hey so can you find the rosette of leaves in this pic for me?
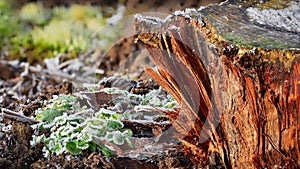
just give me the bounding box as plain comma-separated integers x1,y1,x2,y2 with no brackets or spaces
31,113,94,158
32,102,132,157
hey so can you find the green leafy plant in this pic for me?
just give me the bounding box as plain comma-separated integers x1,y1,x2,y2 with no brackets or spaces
52,4,102,21
100,87,179,121
35,94,79,122
31,84,177,158
31,95,132,158
81,108,133,147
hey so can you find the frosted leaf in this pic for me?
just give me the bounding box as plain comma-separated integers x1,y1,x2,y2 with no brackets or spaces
113,130,125,145
163,100,178,109
60,123,77,136
87,118,107,127
69,121,81,126
47,139,55,150
149,97,161,107
105,132,114,142
30,134,45,146
55,117,67,126
122,129,133,137
96,108,116,118
43,146,50,158
78,132,93,142
44,122,56,130
82,127,99,136
101,87,126,95
107,119,124,131
76,141,90,150
54,142,64,154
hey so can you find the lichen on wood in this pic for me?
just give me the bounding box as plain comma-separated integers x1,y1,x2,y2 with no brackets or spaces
135,0,299,168
200,0,300,49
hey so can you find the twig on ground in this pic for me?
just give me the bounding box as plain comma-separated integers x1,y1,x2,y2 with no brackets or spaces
1,108,40,124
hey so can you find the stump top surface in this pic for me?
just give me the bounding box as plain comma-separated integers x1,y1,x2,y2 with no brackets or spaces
135,0,300,50
199,0,300,49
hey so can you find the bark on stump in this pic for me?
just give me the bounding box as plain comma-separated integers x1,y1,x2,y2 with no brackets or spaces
135,1,299,168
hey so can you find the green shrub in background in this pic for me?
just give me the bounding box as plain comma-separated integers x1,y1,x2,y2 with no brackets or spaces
31,20,82,53
19,2,50,25
27,4,107,57
52,4,103,21
0,1,19,47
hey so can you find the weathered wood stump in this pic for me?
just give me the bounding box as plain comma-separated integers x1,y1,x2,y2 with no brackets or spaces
135,1,299,168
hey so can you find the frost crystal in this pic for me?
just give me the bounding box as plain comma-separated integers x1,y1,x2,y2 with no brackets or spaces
174,8,199,19
167,25,180,31
134,13,172,24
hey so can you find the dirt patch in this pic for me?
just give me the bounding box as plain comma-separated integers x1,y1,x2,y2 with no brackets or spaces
0,122,35,169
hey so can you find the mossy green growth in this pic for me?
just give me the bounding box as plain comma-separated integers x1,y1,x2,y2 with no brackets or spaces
255,0,292,9
221,32,288,49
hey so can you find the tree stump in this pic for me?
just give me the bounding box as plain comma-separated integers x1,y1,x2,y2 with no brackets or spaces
135,1,299,168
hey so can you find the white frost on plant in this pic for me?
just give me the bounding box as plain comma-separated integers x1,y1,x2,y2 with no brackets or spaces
101,87,128,95
98,108,116,116
30,134,45,147
113,130,125,145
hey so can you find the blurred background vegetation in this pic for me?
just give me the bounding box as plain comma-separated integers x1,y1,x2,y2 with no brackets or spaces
0,0,124,64
0,0,222,65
